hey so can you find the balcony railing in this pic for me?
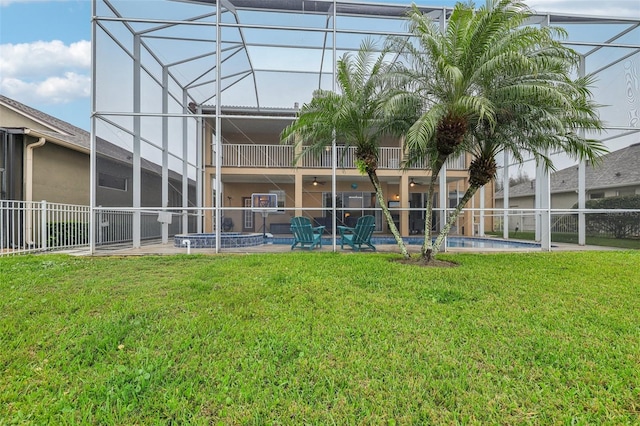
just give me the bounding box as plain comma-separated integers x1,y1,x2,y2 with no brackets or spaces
219,144,467,170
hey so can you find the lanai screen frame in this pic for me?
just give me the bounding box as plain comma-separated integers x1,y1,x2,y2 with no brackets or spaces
90,0,640,253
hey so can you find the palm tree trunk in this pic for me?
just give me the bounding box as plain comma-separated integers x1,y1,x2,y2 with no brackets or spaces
421,155,447,261
368,170,410,259
431,183,480,257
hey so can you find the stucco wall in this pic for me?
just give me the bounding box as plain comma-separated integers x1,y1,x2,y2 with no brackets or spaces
96,156,194,208
32,142,89,204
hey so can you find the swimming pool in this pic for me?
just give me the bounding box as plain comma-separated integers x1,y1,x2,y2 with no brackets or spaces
394,236,540,249
269,236,541,249
175,233,541,250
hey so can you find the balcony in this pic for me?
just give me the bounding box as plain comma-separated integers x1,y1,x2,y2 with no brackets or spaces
219,144,466,170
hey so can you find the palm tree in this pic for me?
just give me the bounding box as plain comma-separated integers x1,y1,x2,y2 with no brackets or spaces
281,39,418,259
389,0,601,261
431,73,606,256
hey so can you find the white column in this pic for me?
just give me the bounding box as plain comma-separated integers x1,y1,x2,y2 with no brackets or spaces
331,0,337,251
535,161,543,242
535,15,551,247
214,0,222,252
89,0,97,254
132,34,141,248
182,90,189,234
577,56,587,246
539,153,551,251
197,109,204,235
161,66,169,244
439,163,447,251
479,185,485,236
578,160,586,245
502,150,510,239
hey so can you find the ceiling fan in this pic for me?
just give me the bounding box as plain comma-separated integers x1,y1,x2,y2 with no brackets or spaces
311,177,326,186
409,178,423,187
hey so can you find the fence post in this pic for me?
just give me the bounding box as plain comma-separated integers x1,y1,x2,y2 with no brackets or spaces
41,200,48,251
97,206,103,245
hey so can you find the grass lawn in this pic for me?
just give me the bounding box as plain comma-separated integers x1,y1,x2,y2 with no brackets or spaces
1,251,639,424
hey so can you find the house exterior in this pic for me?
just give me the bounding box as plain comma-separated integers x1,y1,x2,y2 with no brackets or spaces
1,95,196,208
199,105,494,237
1,95,92,205
1,95,197,249
495,143,640,230
1,94,493,242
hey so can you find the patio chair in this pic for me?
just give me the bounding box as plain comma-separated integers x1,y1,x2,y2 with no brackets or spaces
290,216,325,250
222,217,234,232
338,215,376,251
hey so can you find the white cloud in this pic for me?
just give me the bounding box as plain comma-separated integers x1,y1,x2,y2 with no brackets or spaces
0,40,90,78
1,72,90,104
0,39,90,104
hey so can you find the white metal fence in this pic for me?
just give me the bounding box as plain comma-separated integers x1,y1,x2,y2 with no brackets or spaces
490,209,640,239
0,202,201,256
1,200,90,256
95,208,195,246
3,202,637,256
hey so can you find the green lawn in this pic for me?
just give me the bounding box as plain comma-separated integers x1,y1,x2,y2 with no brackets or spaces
1,252,639,424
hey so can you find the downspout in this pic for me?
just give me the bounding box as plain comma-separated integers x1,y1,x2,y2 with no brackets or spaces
25,137,46,245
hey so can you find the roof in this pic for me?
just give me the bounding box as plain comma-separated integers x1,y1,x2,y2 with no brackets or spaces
0,94,90,151
496,143,640,199
0,95,192,182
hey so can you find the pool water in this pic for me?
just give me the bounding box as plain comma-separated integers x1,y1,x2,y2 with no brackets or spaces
269,236,541,249
378,236,540,249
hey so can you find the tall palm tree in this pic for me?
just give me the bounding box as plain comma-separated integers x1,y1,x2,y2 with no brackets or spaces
388,0,600,261
281,39,418,259
431,73,606,257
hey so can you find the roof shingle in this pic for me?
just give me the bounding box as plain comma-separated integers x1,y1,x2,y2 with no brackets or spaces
496,143,640,198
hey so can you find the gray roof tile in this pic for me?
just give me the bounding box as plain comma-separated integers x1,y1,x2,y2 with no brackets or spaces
496,143,640,198
0,94,89,142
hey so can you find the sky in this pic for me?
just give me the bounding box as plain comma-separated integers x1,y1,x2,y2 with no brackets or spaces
1,0,639,133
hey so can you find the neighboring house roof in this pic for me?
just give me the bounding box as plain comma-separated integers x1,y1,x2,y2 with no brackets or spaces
0,94,90,152
0,94,87,137
496,142,640,199
0,95,192,182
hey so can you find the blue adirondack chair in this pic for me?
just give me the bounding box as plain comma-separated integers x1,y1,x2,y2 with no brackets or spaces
290,216,325,250
338,215,376,251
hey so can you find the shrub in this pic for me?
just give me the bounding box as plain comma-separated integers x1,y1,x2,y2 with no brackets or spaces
47,221,89,247
573,195,640,239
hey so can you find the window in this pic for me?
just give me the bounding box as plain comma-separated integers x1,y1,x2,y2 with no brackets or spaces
590,192,604,200
98,173,127,191
323,191,380,231
617,189,635,197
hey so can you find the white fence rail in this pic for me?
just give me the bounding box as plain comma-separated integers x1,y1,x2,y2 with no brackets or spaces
5,202,635,256
222,144,294,168
1,200,90,256
490,209,639,239
220,144,467,170
95,209,194,246
0,202,201,256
